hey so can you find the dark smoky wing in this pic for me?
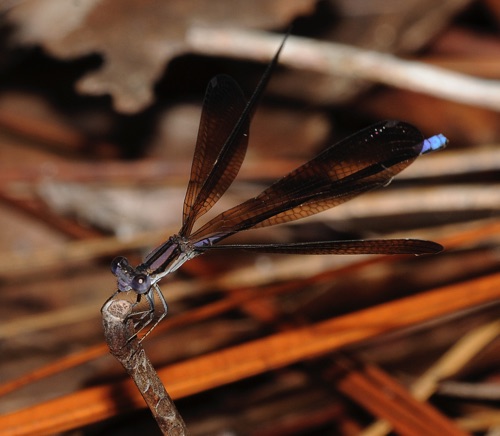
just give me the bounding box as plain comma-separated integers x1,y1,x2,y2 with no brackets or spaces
191,121,426,243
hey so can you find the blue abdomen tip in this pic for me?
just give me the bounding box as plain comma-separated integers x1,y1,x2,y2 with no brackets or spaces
421,134,448,154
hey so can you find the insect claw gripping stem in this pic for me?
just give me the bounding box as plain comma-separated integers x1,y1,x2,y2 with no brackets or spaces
118,284,170,344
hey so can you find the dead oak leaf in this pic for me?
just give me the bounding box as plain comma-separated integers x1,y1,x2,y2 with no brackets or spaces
5,0,316,113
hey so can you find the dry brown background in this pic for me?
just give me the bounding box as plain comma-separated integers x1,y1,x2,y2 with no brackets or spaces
0,0,499,435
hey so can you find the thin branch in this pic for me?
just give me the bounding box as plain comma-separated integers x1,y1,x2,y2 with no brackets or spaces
439,381,500,400
101,298,188,435
187,27,500,111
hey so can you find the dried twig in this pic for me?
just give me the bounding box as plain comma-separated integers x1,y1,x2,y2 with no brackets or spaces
439,381,500,401
187,27,500,111
361,320,500,436
336,359,469,436
101,298,188,435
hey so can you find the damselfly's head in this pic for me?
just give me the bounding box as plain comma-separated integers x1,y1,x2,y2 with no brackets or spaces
111,256,151,295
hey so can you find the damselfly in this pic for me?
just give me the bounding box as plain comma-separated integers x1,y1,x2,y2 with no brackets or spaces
110,35,447,341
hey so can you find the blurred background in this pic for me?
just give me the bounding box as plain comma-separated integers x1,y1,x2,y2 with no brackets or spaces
0,1,499,435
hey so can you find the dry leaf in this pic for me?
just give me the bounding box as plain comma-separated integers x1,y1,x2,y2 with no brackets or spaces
5,0,316,113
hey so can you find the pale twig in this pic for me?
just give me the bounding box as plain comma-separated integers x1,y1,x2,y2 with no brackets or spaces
438,381,500,400
187,27,500,111
101,298,188,435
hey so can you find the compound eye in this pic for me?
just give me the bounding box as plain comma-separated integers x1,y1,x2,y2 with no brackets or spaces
111,256,128,275
131,273,151,294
